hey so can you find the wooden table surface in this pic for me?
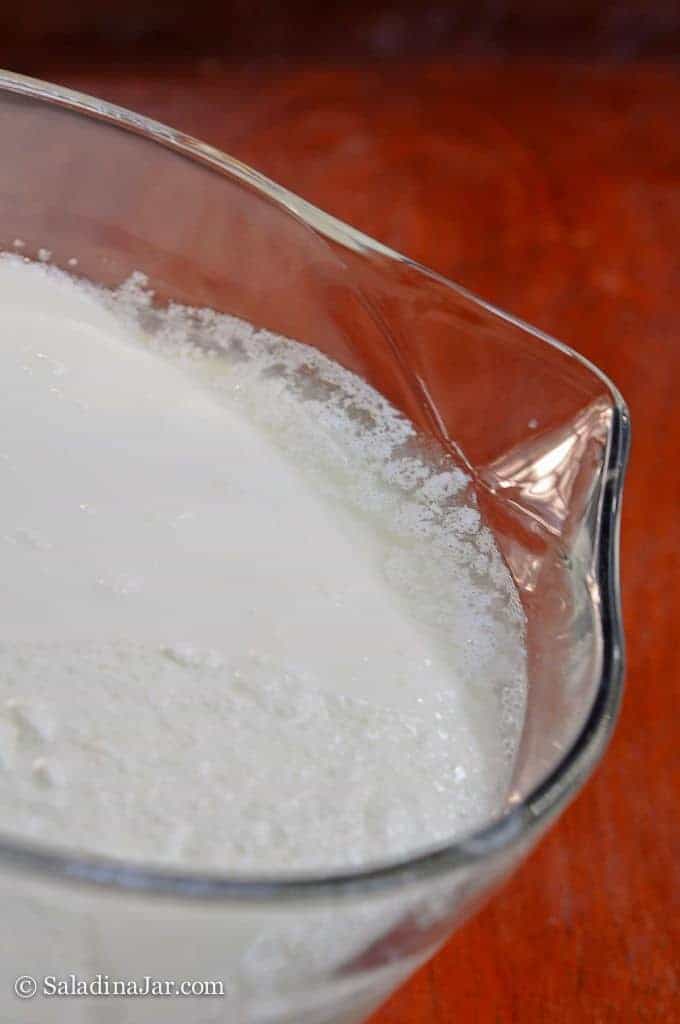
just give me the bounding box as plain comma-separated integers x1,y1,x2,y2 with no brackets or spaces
37,59,680,1022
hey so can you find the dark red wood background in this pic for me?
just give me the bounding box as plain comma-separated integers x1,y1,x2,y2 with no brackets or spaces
3,2,680,61
14,59,680,1021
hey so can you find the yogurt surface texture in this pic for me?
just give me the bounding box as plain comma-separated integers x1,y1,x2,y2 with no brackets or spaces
0,254,526,873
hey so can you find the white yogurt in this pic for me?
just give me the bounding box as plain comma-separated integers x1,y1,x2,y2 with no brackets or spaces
0,254,526,873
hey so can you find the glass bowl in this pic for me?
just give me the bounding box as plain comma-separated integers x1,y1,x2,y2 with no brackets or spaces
0,70,629,1024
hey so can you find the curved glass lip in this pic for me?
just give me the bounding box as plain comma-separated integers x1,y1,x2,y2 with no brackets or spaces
0,69,630,903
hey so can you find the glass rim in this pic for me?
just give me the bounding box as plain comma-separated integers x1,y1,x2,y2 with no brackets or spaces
0,68,630,903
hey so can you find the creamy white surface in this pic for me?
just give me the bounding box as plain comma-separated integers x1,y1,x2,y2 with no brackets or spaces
0,255,526,872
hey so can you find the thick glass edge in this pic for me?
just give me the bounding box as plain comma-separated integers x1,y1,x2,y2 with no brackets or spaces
0,69,630,902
